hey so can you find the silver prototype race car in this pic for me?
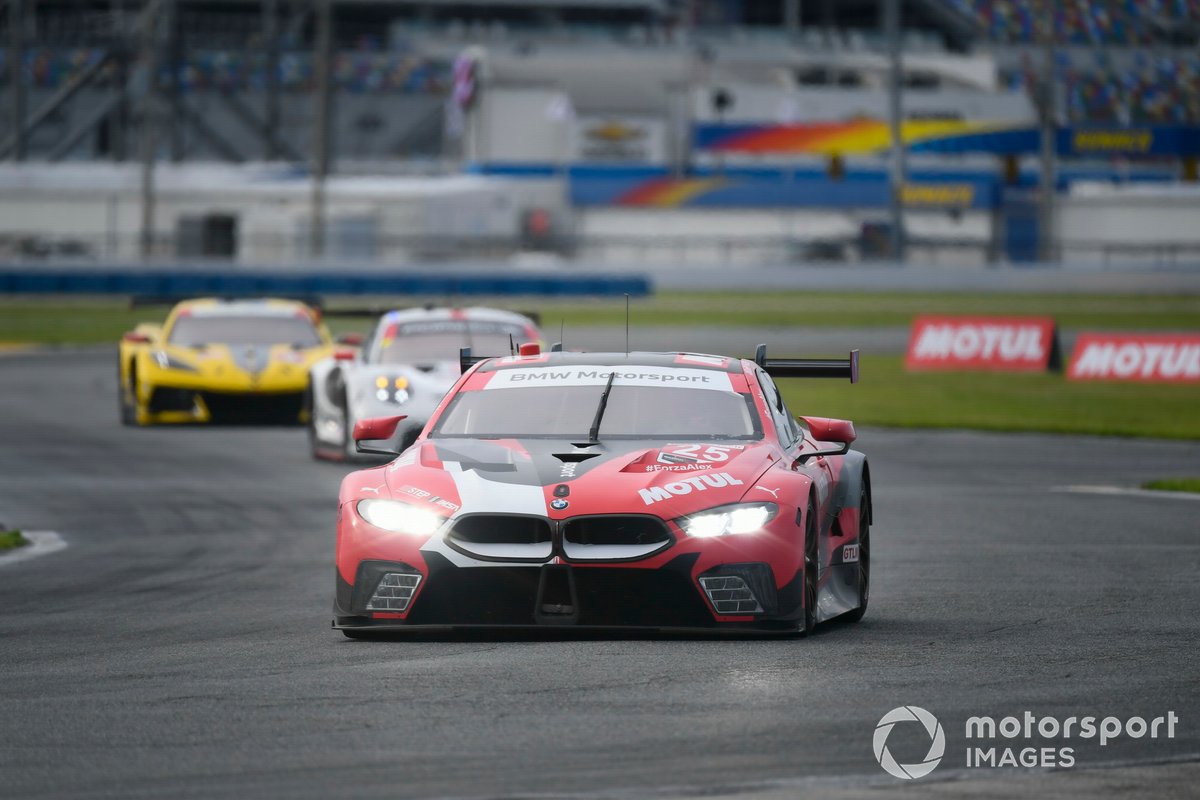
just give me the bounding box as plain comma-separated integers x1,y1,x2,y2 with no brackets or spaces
307,306,543,460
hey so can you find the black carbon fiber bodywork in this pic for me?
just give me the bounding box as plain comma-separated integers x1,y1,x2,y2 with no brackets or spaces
334,553,805,632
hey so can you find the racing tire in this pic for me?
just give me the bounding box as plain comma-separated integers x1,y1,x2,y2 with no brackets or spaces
843,488,871,624
305,387,324,460
119,360,137,426
802,500,819,636
307,388,355,462
340,390,356,460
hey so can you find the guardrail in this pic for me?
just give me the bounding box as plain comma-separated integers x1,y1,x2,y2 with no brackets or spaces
0,264,653,297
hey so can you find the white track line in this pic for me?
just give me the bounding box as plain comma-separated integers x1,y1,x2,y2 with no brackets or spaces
0,530,67,567
1052,486,1200,502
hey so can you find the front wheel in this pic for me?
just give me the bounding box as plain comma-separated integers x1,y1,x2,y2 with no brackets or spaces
118,360,137,426
339,391,356,460
802,500,818,636
305,387,325,460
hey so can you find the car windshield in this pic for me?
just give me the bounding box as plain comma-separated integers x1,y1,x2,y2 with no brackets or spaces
168,315,322,347
433,384,761,440
374,320,530,365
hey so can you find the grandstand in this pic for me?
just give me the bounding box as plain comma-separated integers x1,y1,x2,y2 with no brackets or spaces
946,0,1200,45
2,0,1199,266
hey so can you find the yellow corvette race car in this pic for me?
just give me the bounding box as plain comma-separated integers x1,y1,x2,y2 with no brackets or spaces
118,298,336,425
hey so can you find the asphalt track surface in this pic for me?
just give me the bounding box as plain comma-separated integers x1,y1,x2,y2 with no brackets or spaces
1,348,1199,800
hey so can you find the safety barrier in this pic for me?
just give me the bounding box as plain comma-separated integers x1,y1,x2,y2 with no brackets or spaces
0,265,652,297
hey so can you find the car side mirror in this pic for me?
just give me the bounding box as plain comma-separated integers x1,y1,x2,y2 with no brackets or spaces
337,332,364,346
796,416,856,461
802,416,856,444
353,415,407,456
122,332,151,344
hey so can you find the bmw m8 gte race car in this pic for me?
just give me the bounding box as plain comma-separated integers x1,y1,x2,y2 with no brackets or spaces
118,298,334,425
307,307,542,460
333,344,871,636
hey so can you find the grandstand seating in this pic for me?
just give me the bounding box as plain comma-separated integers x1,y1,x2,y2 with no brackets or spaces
944,0,1199,45
2,1,1197,131
0,47,449,94
1002,51,1200,122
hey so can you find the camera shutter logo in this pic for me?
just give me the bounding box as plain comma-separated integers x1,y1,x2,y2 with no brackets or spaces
873,706,946,779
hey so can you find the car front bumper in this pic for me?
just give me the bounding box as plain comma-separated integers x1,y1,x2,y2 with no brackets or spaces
141,385,308,424
333,551,806,632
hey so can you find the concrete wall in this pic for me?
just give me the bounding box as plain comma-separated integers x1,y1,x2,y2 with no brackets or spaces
0,164,564,263
575,207,993,266
1057,183,1200,265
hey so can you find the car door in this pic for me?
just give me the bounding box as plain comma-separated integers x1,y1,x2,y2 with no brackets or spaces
755,370,836,567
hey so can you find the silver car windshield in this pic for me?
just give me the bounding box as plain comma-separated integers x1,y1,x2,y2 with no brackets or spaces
167,315,322,347
432,385,761,440
374,321,529,364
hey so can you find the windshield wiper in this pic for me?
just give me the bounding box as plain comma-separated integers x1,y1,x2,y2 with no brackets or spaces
587,370,617,444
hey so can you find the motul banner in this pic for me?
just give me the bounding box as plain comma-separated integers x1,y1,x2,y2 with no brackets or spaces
1068,333,1200,382
905,316,1060,372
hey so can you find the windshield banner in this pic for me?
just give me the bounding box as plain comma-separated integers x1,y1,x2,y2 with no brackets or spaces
484,365,735,391
905,316,1060,373
1067,333,1200,382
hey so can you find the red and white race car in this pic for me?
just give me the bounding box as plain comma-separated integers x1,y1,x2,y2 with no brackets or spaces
333,345,871,636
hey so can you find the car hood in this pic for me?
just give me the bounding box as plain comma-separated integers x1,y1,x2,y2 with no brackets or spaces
159,342,326,377
382,437,782,519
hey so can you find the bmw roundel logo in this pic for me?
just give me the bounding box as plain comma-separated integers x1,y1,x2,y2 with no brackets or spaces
550,498,569,510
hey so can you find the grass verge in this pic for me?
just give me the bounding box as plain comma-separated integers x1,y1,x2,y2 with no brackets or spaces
1141,478,1200,493
0,530,29,551
0,291,1198,344
541,291,1200,330
779,355,1200,440
1,295,1197,440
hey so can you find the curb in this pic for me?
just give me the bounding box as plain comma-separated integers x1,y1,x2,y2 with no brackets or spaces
0,530,67,567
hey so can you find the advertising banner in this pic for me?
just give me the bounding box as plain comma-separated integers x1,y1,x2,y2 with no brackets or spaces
1067,333,1200,382
906,316,1060,372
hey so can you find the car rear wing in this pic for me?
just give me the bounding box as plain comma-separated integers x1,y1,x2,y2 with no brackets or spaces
321,306,542,325
754,344,859,383
316,306,394,318
460,347,488,374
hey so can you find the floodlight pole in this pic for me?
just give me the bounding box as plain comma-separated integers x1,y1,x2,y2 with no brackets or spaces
311,0,333,259
885,0,906,262
1037,0,1057,262
264,0,281,160
312,0,336,260
784,0,801,37
165,0,183,161
8,0,27,161
139,0,163,260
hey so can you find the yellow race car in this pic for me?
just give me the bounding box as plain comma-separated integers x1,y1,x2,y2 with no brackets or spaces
118,298,337,425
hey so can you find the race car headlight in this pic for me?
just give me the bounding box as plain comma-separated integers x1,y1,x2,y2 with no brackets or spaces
679,502,778,538
154,350,198,372
356,499,443,536
374,376,411,405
